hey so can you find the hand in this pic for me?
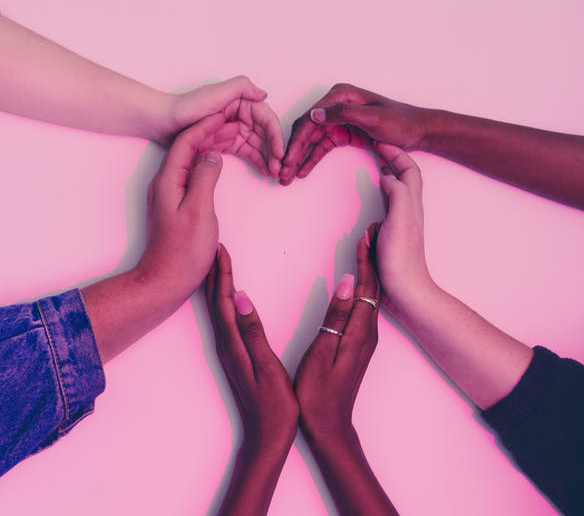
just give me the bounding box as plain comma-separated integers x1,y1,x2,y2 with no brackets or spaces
158,75,284,178
294,226,380,441
375,144,434,313
206,245,299,451
136,113,237,298
280,83,430,185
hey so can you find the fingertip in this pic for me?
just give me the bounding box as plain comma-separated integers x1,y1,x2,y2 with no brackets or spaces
310,108,326,124
296,167,310,179
269,157,282,176
335,273,355,300
234,290,254,316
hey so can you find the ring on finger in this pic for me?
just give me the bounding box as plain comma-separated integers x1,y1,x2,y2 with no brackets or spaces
318,325,343,337
355,297,378,310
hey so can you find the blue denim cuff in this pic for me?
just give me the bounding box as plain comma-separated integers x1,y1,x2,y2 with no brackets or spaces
36,289,105,436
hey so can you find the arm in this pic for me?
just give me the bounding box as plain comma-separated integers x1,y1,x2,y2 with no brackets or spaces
281,83,584,210
0,15,168,141
294,229,398,515
0,15,283,174
205,246,298,516
82,114,237,363
421,110,584,210
374,142,533,410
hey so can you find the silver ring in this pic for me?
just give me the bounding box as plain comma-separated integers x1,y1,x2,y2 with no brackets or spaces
318,326,343,337
356,297,378,310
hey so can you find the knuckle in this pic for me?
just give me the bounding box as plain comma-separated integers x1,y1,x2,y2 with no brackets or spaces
360,275,378,292
327,305,350,327
367,109,382,127
242,320,264,340
332,103,347,119
331,82,352,93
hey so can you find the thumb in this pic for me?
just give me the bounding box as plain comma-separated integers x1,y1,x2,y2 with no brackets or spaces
379,166,406,216
214,75,267,105
310,102,376,129
182,151,223,211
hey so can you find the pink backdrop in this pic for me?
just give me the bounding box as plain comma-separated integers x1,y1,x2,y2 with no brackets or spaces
1,1,583,514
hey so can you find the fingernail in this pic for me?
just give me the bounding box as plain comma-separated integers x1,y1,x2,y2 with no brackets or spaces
234,290,253,316
335,274,355,300
310,108,326,123
200,151,221,165
365,229,371,248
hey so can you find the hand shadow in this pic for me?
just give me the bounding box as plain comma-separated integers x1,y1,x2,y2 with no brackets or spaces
189,289,242,516
279,165,385,515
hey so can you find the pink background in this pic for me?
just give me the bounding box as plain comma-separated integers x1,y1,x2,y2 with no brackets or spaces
1,1,583,514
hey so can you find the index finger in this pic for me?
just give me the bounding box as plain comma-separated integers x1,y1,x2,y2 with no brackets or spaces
280,113,322,184
337,227,381,366
280,86,348,184
161,113,227,175
212,245,255,383
281,84,373,185
250,101,285,177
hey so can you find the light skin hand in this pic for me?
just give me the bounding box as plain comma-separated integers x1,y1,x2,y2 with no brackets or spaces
374,146,533,409
375,143,433,312
160,76,285,177
206,245,298,516
82,114,236,363
0,17,283,177
280,83,428,185
294,227,398,516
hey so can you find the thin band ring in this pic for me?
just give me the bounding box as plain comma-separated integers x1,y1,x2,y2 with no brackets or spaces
318,325,343,337
355,297,378,310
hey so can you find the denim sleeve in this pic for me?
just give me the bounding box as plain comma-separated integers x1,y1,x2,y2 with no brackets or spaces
481,346,584,515
0,289,105,476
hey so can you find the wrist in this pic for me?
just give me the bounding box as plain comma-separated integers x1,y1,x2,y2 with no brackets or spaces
301,422,362,459
416,108,452,152
131,260,200,305
382,275,440,320
143,90,176,145
300,417,357,448
241,430,295,462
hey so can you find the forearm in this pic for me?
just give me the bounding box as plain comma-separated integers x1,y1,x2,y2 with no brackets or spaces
218,440,292,516
80,268,194,363
304,428,398,516
0,16,172,141
419,109,584,209
391,281,533,410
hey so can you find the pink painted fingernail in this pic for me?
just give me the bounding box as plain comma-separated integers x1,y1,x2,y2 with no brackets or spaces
311,108,326,123
234,290,253,316
365,229,371,248
335,274,355,300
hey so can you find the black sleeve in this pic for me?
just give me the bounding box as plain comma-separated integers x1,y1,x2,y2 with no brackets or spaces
481,346,584,515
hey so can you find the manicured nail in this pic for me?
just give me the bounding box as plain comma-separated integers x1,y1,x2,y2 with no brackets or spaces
335,274,355,300
234,290,254,316
365,229,371,248
311,108,326,123
200,151,221,165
